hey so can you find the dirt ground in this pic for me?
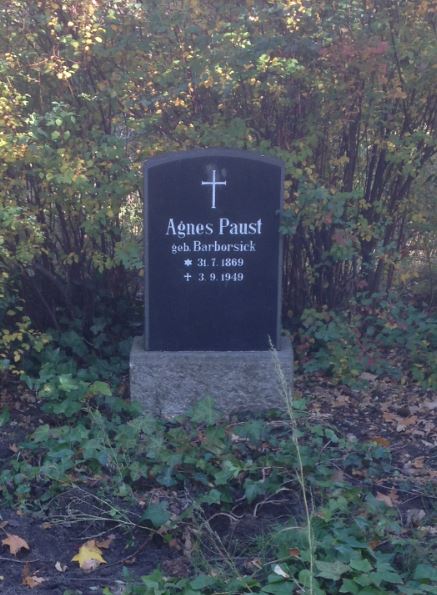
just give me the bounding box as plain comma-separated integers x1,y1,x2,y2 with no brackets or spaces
0,374,435,594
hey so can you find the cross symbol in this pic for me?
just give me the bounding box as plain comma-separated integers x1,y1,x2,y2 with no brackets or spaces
184,273,192,282
201,170,227,209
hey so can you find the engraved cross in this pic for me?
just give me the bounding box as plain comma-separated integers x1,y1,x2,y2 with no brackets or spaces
201,170,227,209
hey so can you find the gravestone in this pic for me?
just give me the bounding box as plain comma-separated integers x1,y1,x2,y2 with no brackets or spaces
130,149,293,416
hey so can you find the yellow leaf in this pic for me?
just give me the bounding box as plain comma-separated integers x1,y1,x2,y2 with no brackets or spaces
2,533,30,556
71,540,106,571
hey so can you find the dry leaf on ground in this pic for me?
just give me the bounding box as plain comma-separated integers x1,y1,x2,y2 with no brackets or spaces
22,574,46,588
371,436,391,447
96,534,115,549
2,533,30,555
21,563,45,589
376,491,398,507
71,539,106,571
288,547,300,558
405,509,426,527
273,564,290,578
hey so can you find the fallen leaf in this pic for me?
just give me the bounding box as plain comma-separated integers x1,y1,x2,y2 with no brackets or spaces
331,469,345,483
96,534,115,549
168,537,181,550
288,547,300,558
2,533,30,556
351,467,367,478
183,527,193,558
332,394,350,407
412,457,425,469
55,561,67,572
418,526,437,536
161,557,191,577
40,522,53,530
400,415,417,426
8,443,18,453
405,509,426,527
71,540,106,571
375,492,393,507
245,557,262,570
372,436,390,447
273,564,290,578
359,372,377,382
383,411,398,423
22,574,46,588
423,399,437,411
376,491,398,507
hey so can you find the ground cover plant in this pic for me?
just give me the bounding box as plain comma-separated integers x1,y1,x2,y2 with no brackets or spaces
0,309,436,593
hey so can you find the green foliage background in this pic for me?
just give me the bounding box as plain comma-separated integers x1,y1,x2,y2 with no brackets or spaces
0,0,436,354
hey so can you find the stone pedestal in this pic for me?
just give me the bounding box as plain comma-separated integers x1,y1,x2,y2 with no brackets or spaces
129,336,293,417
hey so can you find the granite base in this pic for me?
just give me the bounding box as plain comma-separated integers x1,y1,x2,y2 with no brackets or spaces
129,336,293,417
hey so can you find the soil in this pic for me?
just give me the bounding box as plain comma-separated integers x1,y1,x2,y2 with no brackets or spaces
0,374,435,594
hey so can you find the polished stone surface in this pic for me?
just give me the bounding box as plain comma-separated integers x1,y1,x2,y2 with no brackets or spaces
144,149,283,351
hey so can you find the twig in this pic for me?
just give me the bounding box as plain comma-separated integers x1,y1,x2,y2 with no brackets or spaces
0,557,40,563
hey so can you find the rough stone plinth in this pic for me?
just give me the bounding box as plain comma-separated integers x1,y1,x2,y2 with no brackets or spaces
129,336,293,417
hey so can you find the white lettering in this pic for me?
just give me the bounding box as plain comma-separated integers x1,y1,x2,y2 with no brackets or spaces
219,218,262,235
166,219,214,239
193,240,256,252
171,242,191,254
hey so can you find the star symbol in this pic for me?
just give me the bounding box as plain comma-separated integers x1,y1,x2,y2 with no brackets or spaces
184,259,193,266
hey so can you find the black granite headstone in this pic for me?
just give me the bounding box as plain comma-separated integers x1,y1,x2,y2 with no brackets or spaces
144,149,283,351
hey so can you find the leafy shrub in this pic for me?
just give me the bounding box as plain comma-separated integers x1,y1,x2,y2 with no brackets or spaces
298,295,437,388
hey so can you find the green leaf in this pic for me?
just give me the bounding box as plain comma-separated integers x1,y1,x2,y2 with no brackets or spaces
373,562,403,584
189,397,220,425
261,582,295,594
244,478,267,503
58,373,79,392
199,488,221,504
88,381,112,396
214,459,242,485
413,564,437,582
339,578,359,593
349,558,373,573
142,502,170,528
189,575,216,590
0,407,10,427
316,560,349,581
370,570,403,586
